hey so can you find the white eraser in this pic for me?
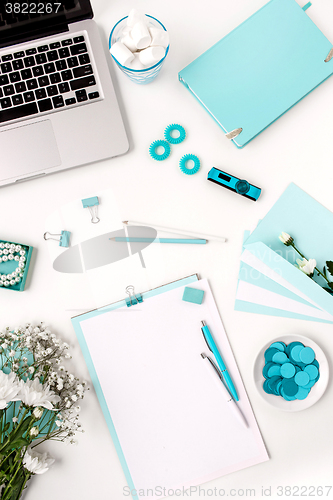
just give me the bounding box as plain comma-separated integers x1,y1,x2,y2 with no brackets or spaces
129,53,145,70
149,27,169,49
127,8,146,28
121,34,137,53
110,41,135,67
131,21,151,49
139,46,165,66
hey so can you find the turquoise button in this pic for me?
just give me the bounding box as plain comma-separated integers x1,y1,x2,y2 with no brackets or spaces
295,387,310,400
303,379,316,389
282,379,298,397
272,352,288,364
290,345,304,363
299,346,315,364
280,362,296,378
294,371,310,386
304,365,318,380
263,380,273,394
267,364,281,377
264,347,279,362
285,341,304,357
270,342,286,352
312,359,319,369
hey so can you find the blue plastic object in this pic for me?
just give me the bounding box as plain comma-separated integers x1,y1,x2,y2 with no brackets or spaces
82,196,99,208
182,287,204,304
149,140,171,161
178,0,333,148
59,231,71,248
207,167,261,201
179,154,200,175
164,124,186,144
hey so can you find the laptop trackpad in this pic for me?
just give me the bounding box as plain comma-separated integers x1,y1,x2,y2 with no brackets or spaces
0,120,61,181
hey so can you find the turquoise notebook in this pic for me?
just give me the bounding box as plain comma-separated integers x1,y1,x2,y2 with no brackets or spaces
178,0,333,148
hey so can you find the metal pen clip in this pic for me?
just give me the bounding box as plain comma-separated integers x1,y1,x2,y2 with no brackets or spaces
201,353,222,380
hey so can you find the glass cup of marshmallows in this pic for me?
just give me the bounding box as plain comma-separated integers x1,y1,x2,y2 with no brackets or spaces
109,9,169,84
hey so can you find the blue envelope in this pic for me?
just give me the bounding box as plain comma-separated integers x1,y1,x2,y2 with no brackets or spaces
235,184,333,322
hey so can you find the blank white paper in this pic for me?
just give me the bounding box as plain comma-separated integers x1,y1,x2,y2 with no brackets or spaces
79,279,268,499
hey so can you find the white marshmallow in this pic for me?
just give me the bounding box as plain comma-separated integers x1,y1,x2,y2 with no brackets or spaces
149,27,169,49
129,53,145,70
127,8,146,28
139,46,165,66
121,33,137,52
121,26,132,35
110,41,135,67
131,21,151,49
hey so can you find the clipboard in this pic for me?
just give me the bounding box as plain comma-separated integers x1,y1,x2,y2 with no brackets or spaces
72,275,268,499
178,0,333,148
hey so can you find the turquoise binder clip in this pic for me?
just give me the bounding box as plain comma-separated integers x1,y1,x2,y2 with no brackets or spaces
125,285,143,307
82,196,100,224
44,231,71,248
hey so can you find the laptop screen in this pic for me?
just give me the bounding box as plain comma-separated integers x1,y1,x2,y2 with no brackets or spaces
0,1,93,48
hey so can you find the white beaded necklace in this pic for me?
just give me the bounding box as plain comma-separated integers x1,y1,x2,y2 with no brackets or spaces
0,242,26,287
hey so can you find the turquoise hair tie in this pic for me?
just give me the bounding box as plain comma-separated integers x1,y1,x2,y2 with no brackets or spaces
164,124,186,145
149,140,171,161
179,154,200,175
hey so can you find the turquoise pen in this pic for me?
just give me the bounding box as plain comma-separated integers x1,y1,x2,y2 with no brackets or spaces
201,320,239,401
113,237,206,244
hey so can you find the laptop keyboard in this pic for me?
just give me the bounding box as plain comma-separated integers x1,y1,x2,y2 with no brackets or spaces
0,34,101,124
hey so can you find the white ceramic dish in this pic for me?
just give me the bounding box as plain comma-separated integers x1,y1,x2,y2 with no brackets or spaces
253,334,329,412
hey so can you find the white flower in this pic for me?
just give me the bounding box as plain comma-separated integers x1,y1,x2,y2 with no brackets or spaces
23,446,55,475
296,258,316,277
33,407,44,419
18,378,61,410
279,232,294,246
12,417,18,423
29,426,39,437
8,350,15,357
0,371,21,409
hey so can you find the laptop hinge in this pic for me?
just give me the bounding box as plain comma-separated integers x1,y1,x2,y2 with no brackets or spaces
0,21,69,50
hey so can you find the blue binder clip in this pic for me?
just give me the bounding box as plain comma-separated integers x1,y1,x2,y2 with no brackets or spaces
82,196,100,224
207,167,261,201
44,231,71,248
125,285,143,307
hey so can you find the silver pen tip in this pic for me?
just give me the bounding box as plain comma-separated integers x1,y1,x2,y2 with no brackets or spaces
200,353,206,359
201,320,206,327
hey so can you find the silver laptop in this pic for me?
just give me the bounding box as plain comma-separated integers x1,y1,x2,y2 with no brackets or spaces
0,0,129,186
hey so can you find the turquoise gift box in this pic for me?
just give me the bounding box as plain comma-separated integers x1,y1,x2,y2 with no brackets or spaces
0,240,33,292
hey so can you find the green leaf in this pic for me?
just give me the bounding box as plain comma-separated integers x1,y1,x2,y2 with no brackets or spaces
3,423,10,433
323,266,327,277
323,287,333,294
326,261,333,277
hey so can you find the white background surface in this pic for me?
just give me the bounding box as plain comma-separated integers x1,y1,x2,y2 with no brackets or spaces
2,0,333,499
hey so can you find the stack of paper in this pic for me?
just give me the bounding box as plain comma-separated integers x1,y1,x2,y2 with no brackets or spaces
235,184,333,323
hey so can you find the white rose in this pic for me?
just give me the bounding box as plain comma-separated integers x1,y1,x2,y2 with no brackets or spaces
279,232,293,246
296,258,316,277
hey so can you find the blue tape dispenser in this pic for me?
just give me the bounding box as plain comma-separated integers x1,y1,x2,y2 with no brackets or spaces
207,167,261,201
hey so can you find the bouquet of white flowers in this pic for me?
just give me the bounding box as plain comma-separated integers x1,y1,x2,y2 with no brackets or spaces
0,323,87,500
